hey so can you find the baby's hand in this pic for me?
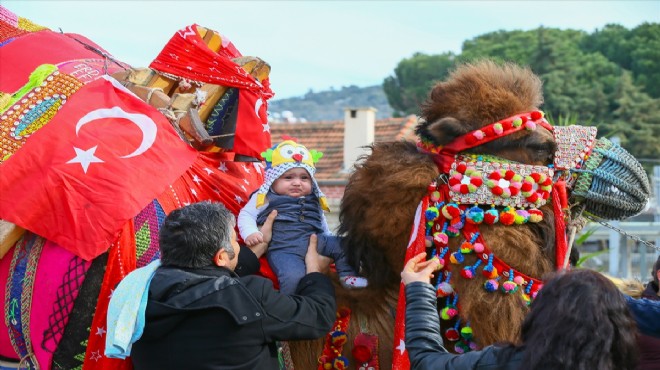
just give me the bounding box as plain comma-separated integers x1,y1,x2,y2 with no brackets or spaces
245,232,264,247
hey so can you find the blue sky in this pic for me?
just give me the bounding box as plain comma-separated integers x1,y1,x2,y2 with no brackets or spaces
4,1,659,99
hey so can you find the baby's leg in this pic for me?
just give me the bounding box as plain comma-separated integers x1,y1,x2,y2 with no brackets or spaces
317,235,367,288
267,251,306,295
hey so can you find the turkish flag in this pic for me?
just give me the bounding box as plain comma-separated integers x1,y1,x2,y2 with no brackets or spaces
234,88,271,159
0,76,197,260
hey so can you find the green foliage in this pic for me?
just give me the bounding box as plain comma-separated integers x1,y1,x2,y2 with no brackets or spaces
382,52,456,116
383,24,660,166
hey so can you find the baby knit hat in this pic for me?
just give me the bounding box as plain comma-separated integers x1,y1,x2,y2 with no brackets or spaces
256,138,330,211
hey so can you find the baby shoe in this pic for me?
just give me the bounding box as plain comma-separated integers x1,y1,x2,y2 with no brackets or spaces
340,275,368,289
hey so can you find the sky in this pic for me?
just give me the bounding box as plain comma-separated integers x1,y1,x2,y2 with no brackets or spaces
3,1,659,100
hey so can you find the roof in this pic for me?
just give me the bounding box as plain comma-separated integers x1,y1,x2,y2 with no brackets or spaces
269,115,418,181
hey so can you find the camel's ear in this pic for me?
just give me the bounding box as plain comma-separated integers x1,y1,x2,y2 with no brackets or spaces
422,117,470,146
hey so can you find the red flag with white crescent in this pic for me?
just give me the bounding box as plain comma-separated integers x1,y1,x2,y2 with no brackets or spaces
0,76,197,260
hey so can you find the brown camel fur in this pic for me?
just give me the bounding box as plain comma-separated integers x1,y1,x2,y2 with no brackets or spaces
290,61,565,368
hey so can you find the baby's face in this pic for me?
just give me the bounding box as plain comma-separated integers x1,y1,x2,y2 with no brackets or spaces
272,168,313,197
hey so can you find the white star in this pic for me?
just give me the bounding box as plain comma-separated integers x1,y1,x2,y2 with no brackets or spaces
66,146,104,173
90,351,102,361
396,339,406,355
108,289,114,299
218,162,228,173
192,174,202,184
191,188,198,198
240,185,247,192
242,164,251,174
243,179,250,185
203,167,213,175
262,122,270,133
96,326,106,336
183,202,191,206
234,195,244,204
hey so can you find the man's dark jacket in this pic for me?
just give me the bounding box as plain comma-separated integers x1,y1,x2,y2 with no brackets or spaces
131,253,336,370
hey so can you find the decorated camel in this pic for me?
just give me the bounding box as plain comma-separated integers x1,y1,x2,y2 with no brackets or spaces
288,61,650,369
0,7,651,370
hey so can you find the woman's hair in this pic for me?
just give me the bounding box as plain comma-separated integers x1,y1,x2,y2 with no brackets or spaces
653,255,660,285
518,269,638,370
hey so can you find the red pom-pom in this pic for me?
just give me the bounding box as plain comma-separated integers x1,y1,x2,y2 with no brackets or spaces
482,125,494,137
530,173,541,182
542,191,550,199
530,111,543,121
501,120,512,130
460,184,469,194
337,307,351,318
521,182,533,192
541,178,552,186
504,170,515,180
465,135,478,145
488,171,501,180
471,177,483,187
510,187,519,196
520,115,528,124
445,328,460,342
449,177,460,186
491,187,503,196
527,193,539,203
352,345,372,364
456,163,467,173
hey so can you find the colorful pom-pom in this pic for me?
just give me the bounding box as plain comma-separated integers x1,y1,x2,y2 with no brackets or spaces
460,267,475,279
440,306,458,320
460,326,473,340
514,275,525,285
530,111,544,121
484,209,499,224
484,279,499,292
436,282,453,297
446,226,461,237
433,232,449,246
466,206,484,224
528,209,543,222
482,266,498,279
501,281,519,294
460,241,473,254
493,123,503,135
499,208,516,225
425,236,433,248
352,345,372,364
332,356,349,369
514,209,530,224
512,117,523,127
442,203,461,219
450,251,464,264
525,121,537,130
425,206,439,222
430,190,441,202
331,331,348,346
445,328,460,342
473,130,485,140
473,242,484,253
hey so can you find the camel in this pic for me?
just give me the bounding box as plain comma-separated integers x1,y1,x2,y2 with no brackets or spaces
289,61,650,369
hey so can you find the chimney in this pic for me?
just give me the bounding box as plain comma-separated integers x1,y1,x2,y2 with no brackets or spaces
343,107,376,172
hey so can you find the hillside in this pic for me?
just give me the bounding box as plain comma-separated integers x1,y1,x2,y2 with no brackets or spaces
268,85,394,123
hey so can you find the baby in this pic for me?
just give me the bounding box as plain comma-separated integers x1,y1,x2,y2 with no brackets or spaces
238,139,367,294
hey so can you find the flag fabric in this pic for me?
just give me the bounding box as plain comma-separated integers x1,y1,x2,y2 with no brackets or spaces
0,76,198,261
149,24,273,159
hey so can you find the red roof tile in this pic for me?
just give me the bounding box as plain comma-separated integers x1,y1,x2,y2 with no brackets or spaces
270,115,418,182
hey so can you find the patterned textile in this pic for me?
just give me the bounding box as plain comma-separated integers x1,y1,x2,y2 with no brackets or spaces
82,222,136,370
133,200,164,268
51,253,107,370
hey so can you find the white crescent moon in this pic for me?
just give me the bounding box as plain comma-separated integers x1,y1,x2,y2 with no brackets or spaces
254,97,263,119
75,107,157,158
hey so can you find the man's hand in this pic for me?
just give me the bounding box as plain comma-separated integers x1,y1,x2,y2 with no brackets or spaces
401,252,441,285
305,234,321,273
247,210,277,258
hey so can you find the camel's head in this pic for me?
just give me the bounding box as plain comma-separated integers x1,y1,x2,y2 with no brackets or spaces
416,61,650,226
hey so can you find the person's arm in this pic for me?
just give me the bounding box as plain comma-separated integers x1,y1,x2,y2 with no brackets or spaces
403,253,493,370
235,210,278,276
625,295,660,338
255,235,337,341
237,193,262,240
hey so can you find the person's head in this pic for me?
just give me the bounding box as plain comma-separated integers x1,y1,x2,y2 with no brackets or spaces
159,201,240,270
255,138,329,210
272,167,313,197
519,269,638,370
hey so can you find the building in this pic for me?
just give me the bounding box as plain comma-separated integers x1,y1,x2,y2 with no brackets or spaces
270,107,418,230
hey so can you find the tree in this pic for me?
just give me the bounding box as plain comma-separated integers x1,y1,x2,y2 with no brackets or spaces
383,52,456,116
